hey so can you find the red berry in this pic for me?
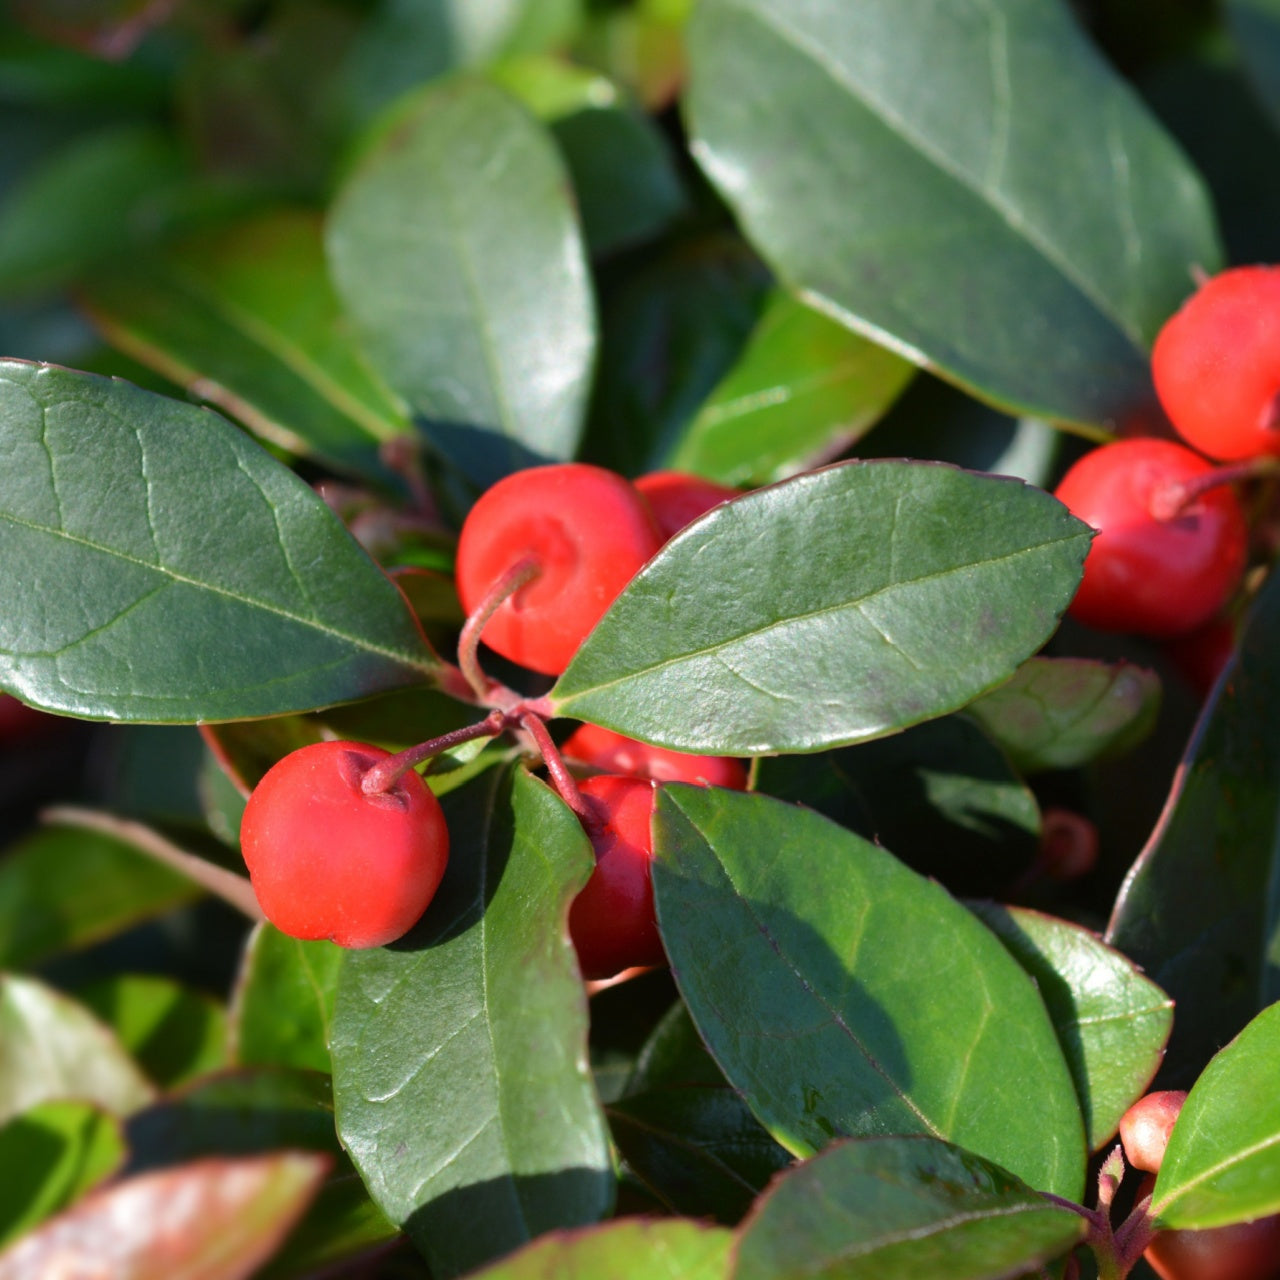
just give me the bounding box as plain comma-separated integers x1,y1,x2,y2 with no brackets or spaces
1153,266,1280,461
1053,439,1248,638
0,694,58,743
568,774,665,981
1165,615,1237,698
240,740,449,949
1120,1090,1188,1175
1037,808,1099,882
455,463,662,676
634,471,739,542
1139,1173,1280,1280
562,722,747,790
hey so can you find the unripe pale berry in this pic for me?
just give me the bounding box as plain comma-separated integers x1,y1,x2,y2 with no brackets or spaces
1053,439,1248,638
240,740,449,949
562,722,747,790
1152,266,1280,461
1120,1090,1188,1174
634,470,739,542
568,774,665,981
455,463,662,676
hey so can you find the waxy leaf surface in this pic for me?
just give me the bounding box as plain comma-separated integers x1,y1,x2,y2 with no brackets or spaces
672,289,915,486
81,210,409,483
332,768,612,1277
1153,1000,1280,1229
685,0,1221,427
0,361,439,721
0,1152,329,1280
1107,566,1280,1084
734,1136,1085,1280
329,76,595,487
554,461,1089,754
466,1218,732,1280
969,904,1173,1151
966,656,1161,773
651,787,1086,1198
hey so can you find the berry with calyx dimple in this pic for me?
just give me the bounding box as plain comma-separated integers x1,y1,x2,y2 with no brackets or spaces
1120,1090,1187,1174
562,722,747,790
455,463,662,676
1053,438,1248,638
568,774,664,981
635,470,740,542
240,740,449,949
1152,266,1280,461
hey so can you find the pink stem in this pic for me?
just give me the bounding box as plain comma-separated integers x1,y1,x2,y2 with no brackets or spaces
457,556,542,700
361,710,507,796
522,712,594,826
1150,458,1280,521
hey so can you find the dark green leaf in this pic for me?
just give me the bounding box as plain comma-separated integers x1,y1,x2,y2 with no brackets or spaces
757,715,1041,897
685,0,1221,427
1106,566,1280,1086
734,1136,1085,1280
966,657,1161,773
328,76,595,488
0,820,199,971
494,56,686,257
0,361,440,721
77,974,226,1089
0,1101,125,1246
1153,1000,1280,1230
0,1152,330,1280
552,461,1090,755
671,289,915,485
1226,0,1280,134
332,768,612,1277
465,1218,732,1280
81,209,409,484
652,787,1086,1198
0,974,154,1126
230,923,343,1074
968,904,1173,1151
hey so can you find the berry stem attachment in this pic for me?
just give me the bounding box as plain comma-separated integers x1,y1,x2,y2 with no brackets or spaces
521,711,593,827
361,710,507,797
1149,457,1280,521
457,555,542,700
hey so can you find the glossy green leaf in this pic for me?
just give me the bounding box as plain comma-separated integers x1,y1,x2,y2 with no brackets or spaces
968,904,1173,1151
966,657,1161,773
0,1101,125,1246
1107,566,1280,1085
685,0,1221,427
671,289,915,486
734,1136,1085,1280
0,361,440,721
328,76,595,488
553,461,1090,755
1153,1000,1280,1230
1226,0,1280,134
757,715,1041,896
493,56,685,257
77,974,226,1089
332,768,612,1277
609,1004,792,1222
0,1152,330,1280
81,209,409,483
230,923,343,1074
651,787,1086,1198
0,820,199,971
0,974,154,1126
466,1218,732,1280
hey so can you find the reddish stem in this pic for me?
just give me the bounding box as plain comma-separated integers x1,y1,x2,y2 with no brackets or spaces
361,710,507,796
457,556,542,700
1150,458,1280,521
521,712,594,826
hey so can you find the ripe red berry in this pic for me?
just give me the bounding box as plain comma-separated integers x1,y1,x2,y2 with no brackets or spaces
634,470,739,542
0,694,58,743
1165,615,1237,699
455,463,662,676
1152,266,1280,461
240,740,449,949
568,774,665,981
562,722,747,790
1120,1090,1188,1175
1053,439,1248,638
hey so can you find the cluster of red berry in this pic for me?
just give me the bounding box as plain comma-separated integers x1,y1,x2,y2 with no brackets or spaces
1053,267,1280,666
240,464,745,977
